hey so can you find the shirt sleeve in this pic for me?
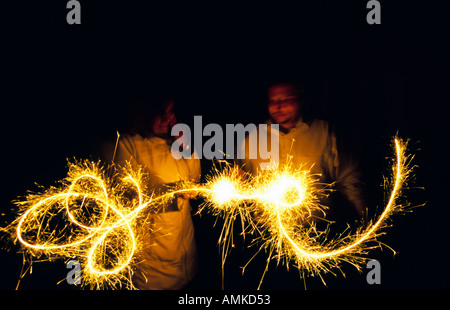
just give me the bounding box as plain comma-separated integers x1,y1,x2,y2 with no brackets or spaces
114,135,139,168
185,156,201,183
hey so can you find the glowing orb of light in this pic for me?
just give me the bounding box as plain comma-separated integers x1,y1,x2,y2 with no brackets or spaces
211,178,241,205
260,175,306,208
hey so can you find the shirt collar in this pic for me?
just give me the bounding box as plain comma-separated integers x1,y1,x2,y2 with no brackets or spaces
267,118,309,134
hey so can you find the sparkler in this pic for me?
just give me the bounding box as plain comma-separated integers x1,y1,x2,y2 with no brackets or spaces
6,161,151,289
197,137,413,287
1,136,415,289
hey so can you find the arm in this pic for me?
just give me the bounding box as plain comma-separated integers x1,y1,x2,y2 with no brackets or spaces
324,127,366,218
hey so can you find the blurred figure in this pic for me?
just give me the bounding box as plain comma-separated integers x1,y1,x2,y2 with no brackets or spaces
240,81,365,221
113,96,201,290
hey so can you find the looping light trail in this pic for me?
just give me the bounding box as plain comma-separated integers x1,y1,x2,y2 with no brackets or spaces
2,136,415,289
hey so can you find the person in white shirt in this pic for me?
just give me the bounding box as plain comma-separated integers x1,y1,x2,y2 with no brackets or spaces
240,81,365,221
114,98,201,290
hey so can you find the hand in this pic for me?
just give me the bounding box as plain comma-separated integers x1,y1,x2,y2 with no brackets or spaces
182,190,198,200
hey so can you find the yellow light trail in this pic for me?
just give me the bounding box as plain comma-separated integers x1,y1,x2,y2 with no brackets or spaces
277,138,405,259
1,136,416,289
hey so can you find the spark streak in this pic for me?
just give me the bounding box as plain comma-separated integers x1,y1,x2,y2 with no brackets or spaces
279,138,405,260
1,136,416,289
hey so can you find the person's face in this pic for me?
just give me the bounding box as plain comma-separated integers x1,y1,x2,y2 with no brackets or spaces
268,85,301,126
152,101,177,135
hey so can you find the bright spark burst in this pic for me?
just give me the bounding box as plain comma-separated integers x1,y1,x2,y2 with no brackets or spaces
196,136,415,287
1,136,416,289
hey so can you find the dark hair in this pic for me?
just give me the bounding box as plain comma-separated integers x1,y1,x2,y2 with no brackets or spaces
123,94,175,138
268,79,306,95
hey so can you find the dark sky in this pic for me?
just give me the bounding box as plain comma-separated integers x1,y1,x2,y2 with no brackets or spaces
1,0,449,293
